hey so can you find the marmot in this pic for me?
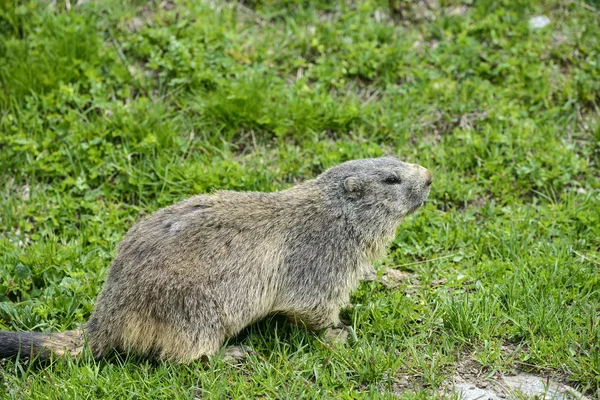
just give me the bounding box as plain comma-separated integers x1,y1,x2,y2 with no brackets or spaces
0,157,432,362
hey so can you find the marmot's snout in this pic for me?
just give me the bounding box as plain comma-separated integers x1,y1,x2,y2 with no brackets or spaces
411,164,432,208
423,169,433,187
409,163,433,190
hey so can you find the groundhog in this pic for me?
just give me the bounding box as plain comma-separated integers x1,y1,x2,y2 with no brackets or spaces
0,156,432,362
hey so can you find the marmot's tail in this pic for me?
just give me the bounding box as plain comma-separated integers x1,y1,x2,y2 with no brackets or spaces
0,329,83,360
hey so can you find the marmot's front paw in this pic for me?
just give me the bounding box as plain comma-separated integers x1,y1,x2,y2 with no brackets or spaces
360,265,377,281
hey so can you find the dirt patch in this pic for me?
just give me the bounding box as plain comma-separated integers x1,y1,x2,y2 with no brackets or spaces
446,356,590,399
453,357,498,390
389,347,590,399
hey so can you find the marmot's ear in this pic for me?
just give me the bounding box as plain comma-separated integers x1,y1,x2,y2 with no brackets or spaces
344,177,363,194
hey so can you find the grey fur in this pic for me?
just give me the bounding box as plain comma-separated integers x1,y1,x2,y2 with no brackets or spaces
0,157,432,362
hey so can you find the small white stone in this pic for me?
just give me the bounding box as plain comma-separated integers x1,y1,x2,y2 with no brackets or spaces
529,16,550,29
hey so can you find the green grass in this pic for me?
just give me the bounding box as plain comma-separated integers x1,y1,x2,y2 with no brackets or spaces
1,0,599,398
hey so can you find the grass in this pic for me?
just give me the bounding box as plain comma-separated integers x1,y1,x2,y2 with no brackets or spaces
0,0,599,398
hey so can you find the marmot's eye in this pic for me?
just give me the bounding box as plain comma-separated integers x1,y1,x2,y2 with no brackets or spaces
383,176,401,185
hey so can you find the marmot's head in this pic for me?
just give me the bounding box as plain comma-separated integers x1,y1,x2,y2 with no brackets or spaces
318,157,432,220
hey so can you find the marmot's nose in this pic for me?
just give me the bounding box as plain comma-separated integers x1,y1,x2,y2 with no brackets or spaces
424,169,433,187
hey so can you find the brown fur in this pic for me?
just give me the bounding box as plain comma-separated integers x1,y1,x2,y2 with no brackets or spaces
0,157,432,362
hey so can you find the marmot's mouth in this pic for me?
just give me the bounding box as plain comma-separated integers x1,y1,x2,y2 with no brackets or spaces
406,201,425,215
